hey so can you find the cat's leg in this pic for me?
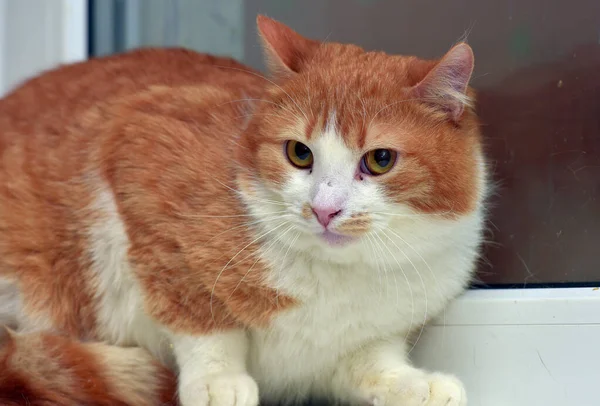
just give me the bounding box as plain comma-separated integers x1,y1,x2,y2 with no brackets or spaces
331,338,466,406
171,329,259,406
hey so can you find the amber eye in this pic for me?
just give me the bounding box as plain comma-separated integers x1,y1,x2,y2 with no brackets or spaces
285,140,313,169
361,149,397,175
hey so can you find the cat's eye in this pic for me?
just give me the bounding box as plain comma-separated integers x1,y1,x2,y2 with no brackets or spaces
361,149,397,175
285,140,313,169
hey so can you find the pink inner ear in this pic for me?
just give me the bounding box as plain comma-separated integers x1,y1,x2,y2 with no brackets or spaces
412,43,475,121
257,15,318,75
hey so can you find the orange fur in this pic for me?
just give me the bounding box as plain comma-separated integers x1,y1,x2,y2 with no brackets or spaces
0,16,483,405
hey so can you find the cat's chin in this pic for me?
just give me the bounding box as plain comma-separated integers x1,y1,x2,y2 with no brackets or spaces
319,230,356,247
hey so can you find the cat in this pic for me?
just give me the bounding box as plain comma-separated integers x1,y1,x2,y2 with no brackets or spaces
0,15,487,406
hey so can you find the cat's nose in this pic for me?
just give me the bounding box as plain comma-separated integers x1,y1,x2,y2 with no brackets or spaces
311,206,342,228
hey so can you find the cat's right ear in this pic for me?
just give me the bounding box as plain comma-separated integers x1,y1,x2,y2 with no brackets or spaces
257,15,319,77
410,43,475,122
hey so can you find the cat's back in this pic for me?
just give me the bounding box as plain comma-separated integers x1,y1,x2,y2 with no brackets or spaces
0,47,265,212
0,48,262,149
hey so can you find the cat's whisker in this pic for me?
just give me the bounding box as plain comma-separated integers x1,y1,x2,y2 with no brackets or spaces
370,209,456,218
214,222,300,272
235,113,286,120
233,106,307,126
381,228,431,355
244,196,290,207
366,233,386,300
365,233,386,304
383,227,447,353
219,185,289,208
368,232,394,306
175,211,288,219
214,65,311,123
204,214,294,246
217,98,297,115
367,97,431,128
230,162,286,187
358,96,368,139
209,220,291,321
213,177,289,207
234,113,306,124
372,232,400,308
276,231,302,306
304,70,315,120
372,231,415,340
226,224,296,302
176,214,292,284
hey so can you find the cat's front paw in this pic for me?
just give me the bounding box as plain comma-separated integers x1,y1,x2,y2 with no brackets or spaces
360,370,466,406
179,373,259,406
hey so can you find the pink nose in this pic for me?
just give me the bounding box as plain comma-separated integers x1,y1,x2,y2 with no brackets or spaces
312,206,342,228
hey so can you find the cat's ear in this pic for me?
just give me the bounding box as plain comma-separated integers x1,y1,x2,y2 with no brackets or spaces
410,43,475,122
257,15,319,76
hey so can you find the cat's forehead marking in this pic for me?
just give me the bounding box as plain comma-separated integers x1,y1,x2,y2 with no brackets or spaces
311,111,358,180
314,110,360,152
315,111,355,157
305,107,373,152
324,110,337,135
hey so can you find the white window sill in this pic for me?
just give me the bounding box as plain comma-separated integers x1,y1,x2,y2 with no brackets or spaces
413,287,600,406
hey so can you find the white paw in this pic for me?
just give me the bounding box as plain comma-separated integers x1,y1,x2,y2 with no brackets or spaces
179,373,259,406
361,370,467,406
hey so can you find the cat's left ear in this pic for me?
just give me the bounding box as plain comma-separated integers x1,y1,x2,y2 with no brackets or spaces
257,15,319,77
410,43,475,122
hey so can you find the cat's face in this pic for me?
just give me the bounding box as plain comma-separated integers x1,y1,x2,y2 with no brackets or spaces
236,17,485,260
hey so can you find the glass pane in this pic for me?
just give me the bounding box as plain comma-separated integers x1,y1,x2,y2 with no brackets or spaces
90,0,600,286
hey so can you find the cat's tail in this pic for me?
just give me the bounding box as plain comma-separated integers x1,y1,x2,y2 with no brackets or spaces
0,329,178,406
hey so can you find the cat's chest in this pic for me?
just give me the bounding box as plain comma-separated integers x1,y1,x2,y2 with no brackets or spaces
265,253,427,328
247,255,423,382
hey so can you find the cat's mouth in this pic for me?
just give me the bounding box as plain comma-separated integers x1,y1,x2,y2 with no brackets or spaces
319,230,356,247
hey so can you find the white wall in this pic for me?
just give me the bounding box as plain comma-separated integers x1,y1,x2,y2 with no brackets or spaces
0,0,87,96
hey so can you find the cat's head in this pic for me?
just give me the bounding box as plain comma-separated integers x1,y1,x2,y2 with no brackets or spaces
236,16,486,262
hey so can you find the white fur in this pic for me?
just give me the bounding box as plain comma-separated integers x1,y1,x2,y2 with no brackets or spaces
171,330,258,406
88,184,175,367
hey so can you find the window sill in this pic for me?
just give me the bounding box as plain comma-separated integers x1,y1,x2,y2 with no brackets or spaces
413,287,600,406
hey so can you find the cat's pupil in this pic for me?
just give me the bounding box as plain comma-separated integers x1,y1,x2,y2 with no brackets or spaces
295,143,310,160
374,149,391,167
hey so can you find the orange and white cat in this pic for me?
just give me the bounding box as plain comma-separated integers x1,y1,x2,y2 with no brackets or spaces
0,16,486,406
